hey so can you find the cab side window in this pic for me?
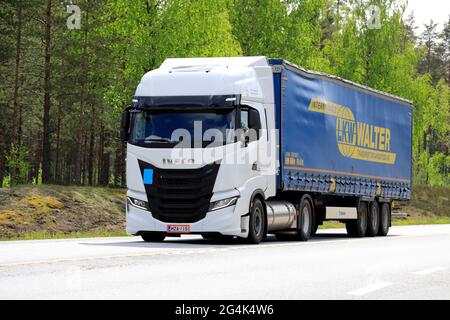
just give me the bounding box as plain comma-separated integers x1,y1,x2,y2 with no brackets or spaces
240,107,261,142
240,109,249,131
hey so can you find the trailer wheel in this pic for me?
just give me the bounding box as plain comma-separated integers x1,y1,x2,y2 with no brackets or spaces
346,201,368,237
295,195,313,241
311,219,320,236
141,233,165,242
245,198,265,244
366,201,380,237
378,202,391,236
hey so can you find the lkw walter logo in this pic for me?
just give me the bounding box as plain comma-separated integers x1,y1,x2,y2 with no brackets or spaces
308,98,397,165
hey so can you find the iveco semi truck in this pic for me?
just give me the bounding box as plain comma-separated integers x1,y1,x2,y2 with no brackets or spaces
120,56,412,244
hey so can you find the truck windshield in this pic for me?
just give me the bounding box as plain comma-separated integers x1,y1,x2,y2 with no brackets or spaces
129,109,237,148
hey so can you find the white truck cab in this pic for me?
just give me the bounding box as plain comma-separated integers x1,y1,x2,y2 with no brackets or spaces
123,57,279,243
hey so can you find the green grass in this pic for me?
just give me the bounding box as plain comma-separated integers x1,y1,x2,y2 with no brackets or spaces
0,229,128,241
391,217,450,226
319,221,345,229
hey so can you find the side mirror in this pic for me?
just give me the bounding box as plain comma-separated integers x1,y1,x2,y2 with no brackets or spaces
120,107,131,143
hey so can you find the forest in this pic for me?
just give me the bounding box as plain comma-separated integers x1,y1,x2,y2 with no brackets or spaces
0,0,449,188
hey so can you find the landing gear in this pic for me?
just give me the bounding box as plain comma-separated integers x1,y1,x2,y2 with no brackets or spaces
346,201,368,237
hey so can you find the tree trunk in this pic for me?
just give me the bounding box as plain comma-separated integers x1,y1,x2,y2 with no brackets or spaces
34,130,43,184
42,0,53,184
12,4,22,146
54,102,62,183
88,108,95,186
82,130,88,185
113,141,121,186
97,125,104,185
9,3,24,185
27,129,33,183
74,0,91,185
100,132,110,186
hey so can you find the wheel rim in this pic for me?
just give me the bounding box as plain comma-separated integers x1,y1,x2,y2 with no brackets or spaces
253,207,263,237
302,204,311,234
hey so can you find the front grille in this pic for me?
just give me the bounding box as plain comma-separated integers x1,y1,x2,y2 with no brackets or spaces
138,160,220,223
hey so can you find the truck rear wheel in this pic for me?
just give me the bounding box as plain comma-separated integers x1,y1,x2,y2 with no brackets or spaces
245,198,265,244
311,221,319,236
141,233,165,242
346,201,368,237
378,202,391,236
295,195,313,241
366,201,380,237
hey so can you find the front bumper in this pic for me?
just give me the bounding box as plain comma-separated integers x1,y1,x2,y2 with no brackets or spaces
126,199,247,237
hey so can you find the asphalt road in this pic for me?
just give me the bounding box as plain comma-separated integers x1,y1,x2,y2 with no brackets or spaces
0,224,449,300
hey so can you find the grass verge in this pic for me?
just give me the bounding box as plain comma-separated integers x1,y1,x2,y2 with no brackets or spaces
0,229,128,241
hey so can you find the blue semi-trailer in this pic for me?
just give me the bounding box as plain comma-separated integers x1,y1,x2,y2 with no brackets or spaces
121,57,412,243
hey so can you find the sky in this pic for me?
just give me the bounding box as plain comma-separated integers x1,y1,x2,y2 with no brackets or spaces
405,0,449,34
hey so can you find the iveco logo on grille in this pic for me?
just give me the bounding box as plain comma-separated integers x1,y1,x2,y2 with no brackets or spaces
163,158,195,165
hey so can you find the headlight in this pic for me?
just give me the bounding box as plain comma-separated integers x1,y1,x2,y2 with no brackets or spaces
127,197,149,210
209,196,238,211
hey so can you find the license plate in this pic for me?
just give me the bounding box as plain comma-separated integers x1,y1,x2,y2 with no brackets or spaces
166,224,190,234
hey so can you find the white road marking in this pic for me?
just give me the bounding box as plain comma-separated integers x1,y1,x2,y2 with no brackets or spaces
348,282,393,296
414,266,447,275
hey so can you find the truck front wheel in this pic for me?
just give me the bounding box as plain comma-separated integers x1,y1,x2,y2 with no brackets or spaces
245,198,266,244
141,233,165,242
295,195,313,241
346,201,368,237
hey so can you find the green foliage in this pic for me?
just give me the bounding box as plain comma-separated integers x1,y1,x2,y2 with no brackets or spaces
0,0,448,188
6,144,29,186
428,153,450,187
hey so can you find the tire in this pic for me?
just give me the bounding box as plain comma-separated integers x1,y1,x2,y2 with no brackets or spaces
378,202,391,236
366,201,380,237
201,234,221,240
346,201,368,237
295,195,313,241
245,198,266,244
311,219,319,236
141,233,165,242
